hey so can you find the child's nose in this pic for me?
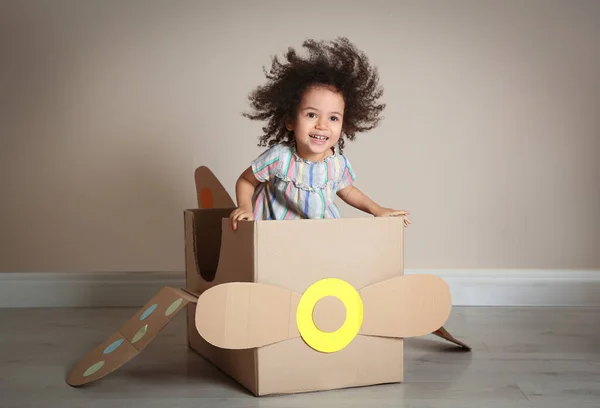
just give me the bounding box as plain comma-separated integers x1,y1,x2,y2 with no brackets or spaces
316,118,328,129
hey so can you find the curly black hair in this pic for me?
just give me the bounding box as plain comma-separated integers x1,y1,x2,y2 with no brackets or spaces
242,37,385,153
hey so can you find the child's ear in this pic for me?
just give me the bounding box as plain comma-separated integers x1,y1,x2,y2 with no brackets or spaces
285,118,294,131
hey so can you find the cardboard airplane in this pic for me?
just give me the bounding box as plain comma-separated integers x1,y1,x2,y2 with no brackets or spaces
66,166,470,395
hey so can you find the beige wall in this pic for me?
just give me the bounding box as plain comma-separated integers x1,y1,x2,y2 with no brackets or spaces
1,0,599,272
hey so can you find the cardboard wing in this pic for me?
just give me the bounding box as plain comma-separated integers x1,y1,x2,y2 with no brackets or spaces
66,287,198,386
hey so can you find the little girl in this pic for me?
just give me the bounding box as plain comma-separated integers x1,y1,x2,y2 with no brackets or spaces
229,37,411,230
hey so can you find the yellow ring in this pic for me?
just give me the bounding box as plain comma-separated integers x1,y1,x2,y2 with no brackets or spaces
296,278,363,353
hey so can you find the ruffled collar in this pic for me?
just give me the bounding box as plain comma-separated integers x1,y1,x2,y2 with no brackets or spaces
290,142,339,164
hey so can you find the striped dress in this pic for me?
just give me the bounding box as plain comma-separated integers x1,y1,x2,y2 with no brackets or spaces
250,143,356,220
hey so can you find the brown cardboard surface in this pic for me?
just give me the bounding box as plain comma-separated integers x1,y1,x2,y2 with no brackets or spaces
194,166,235,209
257,336,403,396
66,286,196,386
359,275,452,338
255,217,404,291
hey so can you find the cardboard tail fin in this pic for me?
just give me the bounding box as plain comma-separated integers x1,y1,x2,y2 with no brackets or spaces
194,166,235,209
66,287,198,386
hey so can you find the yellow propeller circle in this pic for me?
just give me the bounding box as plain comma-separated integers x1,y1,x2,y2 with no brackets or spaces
296,278,364,353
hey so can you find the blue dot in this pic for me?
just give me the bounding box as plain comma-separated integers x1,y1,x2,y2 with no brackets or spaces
140,304,158,320
103,339,124,354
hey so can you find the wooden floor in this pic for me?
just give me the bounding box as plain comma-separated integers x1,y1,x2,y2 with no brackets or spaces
1,306,599,408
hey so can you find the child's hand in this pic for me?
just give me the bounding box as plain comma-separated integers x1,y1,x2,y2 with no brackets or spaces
373,207,412,227
229,207,254,231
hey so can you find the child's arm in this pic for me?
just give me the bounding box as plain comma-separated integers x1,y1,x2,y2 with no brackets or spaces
337,185,411,226
230,166,260,230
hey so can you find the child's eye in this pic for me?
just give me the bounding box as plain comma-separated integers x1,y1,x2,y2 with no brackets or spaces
307,112,317,118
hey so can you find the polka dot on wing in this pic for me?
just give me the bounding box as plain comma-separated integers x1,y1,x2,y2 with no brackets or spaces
83,361,105,377
140,304,158,321
131,324,148,344
165,298,183,316
103,338,124,355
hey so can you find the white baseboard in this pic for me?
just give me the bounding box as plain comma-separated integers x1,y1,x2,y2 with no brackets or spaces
0,271,185,308
417,269,600,307
0,270,599,308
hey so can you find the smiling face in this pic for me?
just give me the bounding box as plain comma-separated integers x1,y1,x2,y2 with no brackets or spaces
286,85,345,162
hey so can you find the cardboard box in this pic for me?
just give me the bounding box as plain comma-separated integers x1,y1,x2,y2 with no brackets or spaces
184,208,406,396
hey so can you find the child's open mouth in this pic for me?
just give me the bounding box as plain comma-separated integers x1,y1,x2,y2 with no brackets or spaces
310,134,329,144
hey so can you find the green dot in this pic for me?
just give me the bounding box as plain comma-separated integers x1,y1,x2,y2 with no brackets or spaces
83,361,105,377
165,298,183,316
131,324,148,344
